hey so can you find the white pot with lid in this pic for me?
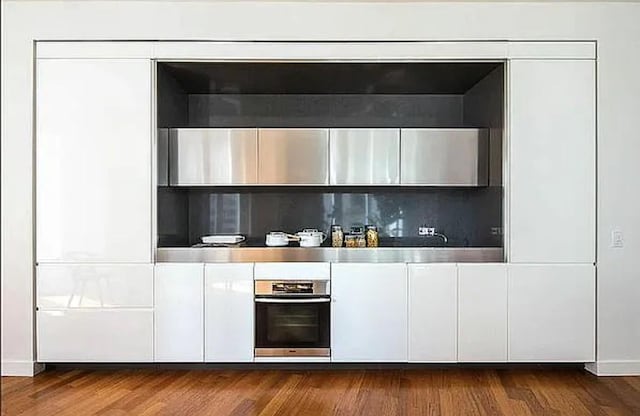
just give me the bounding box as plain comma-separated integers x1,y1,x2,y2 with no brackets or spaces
296,229,327,247
265,232,297,247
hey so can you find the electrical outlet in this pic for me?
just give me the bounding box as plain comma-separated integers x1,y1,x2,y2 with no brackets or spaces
418,226,436,236
612,230,624,248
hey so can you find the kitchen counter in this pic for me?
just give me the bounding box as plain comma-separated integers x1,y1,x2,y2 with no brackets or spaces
156,247,503,263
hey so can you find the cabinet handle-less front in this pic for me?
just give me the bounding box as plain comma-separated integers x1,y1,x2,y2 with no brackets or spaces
255,298,331,303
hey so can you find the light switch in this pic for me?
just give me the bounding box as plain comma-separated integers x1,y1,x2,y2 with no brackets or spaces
612,230,624,248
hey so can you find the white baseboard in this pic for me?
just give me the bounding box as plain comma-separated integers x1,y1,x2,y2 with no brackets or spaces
1,360,45,377
585,360,640,376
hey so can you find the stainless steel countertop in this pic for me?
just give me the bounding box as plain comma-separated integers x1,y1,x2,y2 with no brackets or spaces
156,247,504,263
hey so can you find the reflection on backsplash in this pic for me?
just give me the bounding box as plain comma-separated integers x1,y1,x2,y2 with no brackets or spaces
158,187,503,248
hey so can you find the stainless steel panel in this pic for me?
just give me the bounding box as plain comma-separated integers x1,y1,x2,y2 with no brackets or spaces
254,298,330,303
255,348,330,357
258,129,329,185
157,128,169,186
169,128,258,185
255,280,330,296
401,128,489,186
156,247,504,263
330,128,400,185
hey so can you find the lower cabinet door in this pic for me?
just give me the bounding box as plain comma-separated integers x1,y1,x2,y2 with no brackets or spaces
205,264,254,362
37,309,153,362
331,263,408,362
408,264,457,362
154,263,204,362
458,264,508,362
508,264,595,362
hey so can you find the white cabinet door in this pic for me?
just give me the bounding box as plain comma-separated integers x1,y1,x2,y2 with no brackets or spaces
37,264,153,309
509,60,595,263
458,264,507,362
154,263,204,362
36,58,152,263
508,264,595,362
37,309,153,362
408,264,457,362
331,263,407,362
205,264,254,362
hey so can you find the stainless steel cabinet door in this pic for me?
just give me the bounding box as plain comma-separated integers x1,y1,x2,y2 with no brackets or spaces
258,129,329,185
401,128,489,186
169,128,258,185
329,129,400,185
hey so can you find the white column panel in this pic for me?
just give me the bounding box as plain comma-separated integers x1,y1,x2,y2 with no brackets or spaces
457,264,507,362
509,59,595,263
508,264,595,362
331,263,407,362
408,264,457,362
205,263,254,362
36,58,152,263
154,263,204,362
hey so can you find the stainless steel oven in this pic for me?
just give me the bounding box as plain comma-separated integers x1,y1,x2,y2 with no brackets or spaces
254,279,330,357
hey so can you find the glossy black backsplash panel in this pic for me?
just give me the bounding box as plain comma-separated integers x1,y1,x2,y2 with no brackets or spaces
187,94,464,128
157,187,503,248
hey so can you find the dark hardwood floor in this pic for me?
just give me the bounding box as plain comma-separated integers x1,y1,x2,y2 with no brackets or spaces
2,368,639,415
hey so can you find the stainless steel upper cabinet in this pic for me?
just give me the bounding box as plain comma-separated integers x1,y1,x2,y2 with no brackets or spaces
400,128,489,186
329,129,400,185
258,129,329,185
169,128,258,185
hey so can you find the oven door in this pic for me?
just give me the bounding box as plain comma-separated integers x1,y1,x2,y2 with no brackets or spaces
255,297,330,357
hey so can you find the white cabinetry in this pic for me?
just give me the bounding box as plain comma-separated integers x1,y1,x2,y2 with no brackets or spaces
331,263,407,362
508,264,595,362
457,264,508,362
408,264,457,362
509,59,595,263
204,264,254,362
37,264,153,309
36,264,154,362
36,58,152,263
37,309,153,362
154,263,204,362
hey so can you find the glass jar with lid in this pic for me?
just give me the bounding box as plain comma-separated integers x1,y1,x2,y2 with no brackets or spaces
365,225,379,247
331,225,344,247
345,234,358,248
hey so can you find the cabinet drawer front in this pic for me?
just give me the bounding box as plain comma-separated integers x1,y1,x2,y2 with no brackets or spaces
254,262,328,280
37,309,153,362
37,264,153,308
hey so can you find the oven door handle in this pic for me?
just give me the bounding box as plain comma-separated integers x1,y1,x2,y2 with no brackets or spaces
255,298,331,303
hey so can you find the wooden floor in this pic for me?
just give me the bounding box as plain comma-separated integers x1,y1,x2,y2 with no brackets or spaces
2,368,639,415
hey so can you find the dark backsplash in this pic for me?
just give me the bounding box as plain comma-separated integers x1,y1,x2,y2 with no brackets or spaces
187,94,464,128
158,187,503,248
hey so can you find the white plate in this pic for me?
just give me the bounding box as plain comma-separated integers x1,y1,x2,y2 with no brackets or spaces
201,235,245,244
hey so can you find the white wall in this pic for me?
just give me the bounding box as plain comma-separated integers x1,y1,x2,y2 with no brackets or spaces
2,1,639,376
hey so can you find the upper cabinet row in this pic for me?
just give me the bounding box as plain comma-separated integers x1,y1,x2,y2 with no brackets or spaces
165,127,488,186
36,53,594,264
